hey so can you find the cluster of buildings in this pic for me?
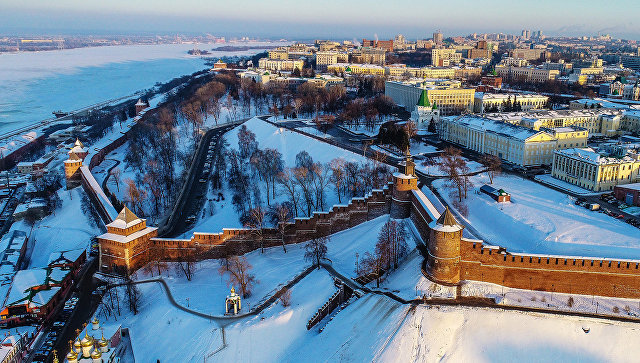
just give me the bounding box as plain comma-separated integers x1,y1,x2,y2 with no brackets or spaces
437,104,640,192
0,248,85,327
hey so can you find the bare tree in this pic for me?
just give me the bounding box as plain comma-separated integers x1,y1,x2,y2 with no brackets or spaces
245,206,267,253
273,203,292,253
124,277,142,315
438,147,472,202
279,288,292,307
175,246,196,281
277,168,301,217
329,158,346,203
479,153,502,184
125,178,146,216
377,220,409,270
304,235,329,269
219,256,256,298
403,121,418,153
111,167,122,192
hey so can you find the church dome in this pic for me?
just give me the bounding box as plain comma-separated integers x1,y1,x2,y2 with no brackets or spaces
81,333,94,347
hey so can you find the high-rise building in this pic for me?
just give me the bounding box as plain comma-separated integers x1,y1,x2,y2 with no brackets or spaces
433,31,443,45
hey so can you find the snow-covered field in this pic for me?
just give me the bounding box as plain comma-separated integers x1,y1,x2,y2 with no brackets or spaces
434,173,640,259
381,304,640,363
21,187,101,268
0,42,274,135
139,215,392,314
182,117,374,235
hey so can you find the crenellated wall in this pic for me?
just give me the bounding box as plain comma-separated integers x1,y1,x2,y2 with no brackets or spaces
459,240,640,298
146,184,393,263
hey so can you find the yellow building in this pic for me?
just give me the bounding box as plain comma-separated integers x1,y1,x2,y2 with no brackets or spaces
551,148,640,191
473,93,549,113
485,109,623,135
268,48,289,60
385,80,475,115
258,58,304,72
327,63,385,76
408,67,456,79
439,115,558,166
316,51,348,70
495,65,559,82
543,127,588,149
622,110,640,133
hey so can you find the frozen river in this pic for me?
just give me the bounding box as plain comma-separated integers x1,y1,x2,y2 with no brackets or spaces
0,42,272,135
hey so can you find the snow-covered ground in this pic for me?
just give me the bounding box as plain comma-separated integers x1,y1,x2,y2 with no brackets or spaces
182,117,374,235
21,187,101,268
434,173,640,259
0,42,275,135
535,174,600,196
138,215,392,315
417,157,484,176
380,304,640,363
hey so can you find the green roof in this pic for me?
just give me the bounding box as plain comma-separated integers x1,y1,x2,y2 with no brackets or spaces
416,89,431,107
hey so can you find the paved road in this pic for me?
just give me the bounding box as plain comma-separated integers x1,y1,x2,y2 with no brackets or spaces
25,257,99,362
158,120,247,237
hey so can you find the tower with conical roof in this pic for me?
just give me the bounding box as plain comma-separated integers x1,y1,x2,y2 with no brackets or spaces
390,147,418,219
411,89,440,131
426,206,464,284
97,206,158,273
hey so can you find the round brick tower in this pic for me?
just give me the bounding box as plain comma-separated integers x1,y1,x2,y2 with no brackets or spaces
390,154,418,219
426,206,464,285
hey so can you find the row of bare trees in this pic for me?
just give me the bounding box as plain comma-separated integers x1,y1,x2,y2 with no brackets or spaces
356,220,409,287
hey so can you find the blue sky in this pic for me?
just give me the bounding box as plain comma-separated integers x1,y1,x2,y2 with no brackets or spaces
1,0,639,40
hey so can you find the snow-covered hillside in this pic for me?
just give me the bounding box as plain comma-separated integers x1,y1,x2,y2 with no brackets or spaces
435,173,640,259
183,117,377,235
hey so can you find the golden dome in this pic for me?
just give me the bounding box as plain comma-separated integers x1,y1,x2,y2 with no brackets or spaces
67,350,78,360
99,336,109,347
230,286,236,295
81,333,93,347
91,349,102,358
74,339,82,349
92,317,99,324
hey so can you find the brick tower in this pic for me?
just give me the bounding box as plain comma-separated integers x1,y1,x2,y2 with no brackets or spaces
97,206,158,273
426,206,464,285
64,152,83,189
390,153,418,219
64,139,88,189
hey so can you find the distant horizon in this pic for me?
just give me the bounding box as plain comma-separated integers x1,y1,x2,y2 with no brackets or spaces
1,0,640,41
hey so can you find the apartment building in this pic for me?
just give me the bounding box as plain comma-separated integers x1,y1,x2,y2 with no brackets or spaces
315,51,349,70
431,48,462,66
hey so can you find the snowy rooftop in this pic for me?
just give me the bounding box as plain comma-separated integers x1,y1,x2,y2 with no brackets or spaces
4,268,69,307
447,115,548,141
47,248,85,266
476,93,548,100
554,148,639,165
107,206,143,229
617,182,640,191
485,108,622,122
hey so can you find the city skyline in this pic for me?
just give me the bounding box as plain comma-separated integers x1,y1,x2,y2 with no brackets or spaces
1,0,640,40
